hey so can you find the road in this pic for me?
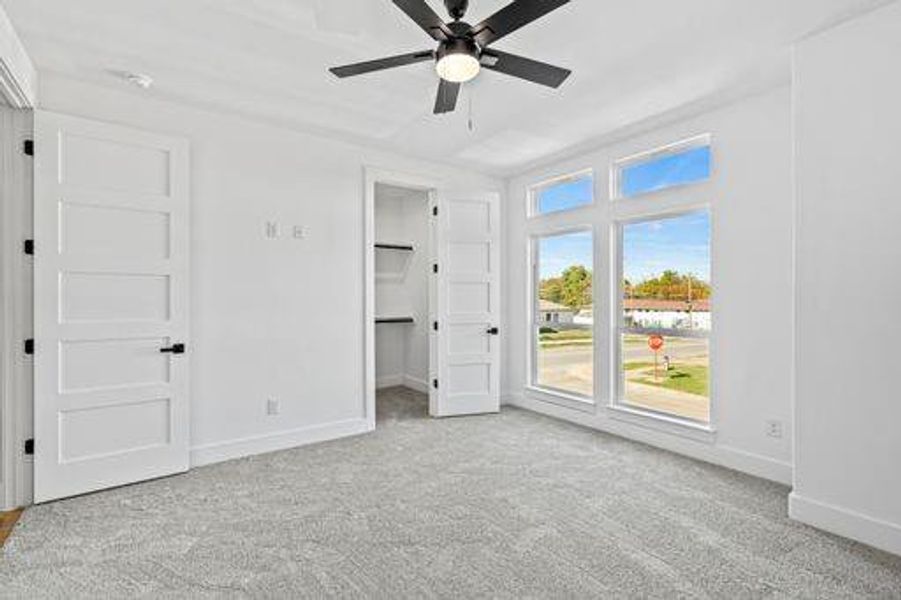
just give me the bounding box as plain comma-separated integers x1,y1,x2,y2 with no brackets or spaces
538,337,708,369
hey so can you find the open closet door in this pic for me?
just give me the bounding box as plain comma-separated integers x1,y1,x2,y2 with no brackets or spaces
431,189,501,417
33,111,190,503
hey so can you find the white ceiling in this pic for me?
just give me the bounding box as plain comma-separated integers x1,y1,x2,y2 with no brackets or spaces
2,0,887,175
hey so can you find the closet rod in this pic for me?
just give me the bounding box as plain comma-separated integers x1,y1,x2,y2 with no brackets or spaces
375,243,414,251
375,317,415,324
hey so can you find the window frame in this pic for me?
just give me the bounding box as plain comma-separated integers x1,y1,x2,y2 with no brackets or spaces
611,134,712,201
611,207,713,429
528,168,595,218
527,226,597,405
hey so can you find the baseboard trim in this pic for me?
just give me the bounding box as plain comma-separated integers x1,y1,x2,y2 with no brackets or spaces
789,493,901,557
505,393,792,485
191,418,372,468
403,375,429,394
378,374,429,394
376,374,404,389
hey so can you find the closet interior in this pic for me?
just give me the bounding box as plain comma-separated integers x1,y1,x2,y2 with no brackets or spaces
374,183,434,399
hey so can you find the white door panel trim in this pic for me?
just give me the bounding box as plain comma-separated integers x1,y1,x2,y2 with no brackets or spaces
33,111,190,503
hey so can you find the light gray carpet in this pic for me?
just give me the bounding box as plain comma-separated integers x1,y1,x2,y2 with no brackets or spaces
2,387,900,599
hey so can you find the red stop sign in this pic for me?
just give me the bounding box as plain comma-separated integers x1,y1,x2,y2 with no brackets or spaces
648,334,665,352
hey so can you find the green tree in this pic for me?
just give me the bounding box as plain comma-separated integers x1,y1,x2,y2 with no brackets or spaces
539,277,563,304
629,271,710,301
560,265,592,310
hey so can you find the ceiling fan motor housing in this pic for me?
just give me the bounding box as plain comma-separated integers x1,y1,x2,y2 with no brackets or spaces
444,0,469,20
436,37,480,64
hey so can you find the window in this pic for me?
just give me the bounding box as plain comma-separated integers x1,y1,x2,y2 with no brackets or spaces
614,137,711,199
531,171,594,216
618,211,711,424
531,231,594,398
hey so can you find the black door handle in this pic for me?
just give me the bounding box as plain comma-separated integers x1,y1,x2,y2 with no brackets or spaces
487,327,499,335
160,343,186,354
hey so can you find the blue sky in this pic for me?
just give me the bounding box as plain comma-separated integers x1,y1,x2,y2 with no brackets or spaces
537,176,593,214
622,212,710,283
538,212,710,283
539,231,593,279
621,145,710,198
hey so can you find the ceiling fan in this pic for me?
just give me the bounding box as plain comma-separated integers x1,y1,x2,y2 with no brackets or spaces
329,0,572,114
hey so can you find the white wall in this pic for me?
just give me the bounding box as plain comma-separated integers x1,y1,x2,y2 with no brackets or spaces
790,1,901,556
374,184,430,391
26,73,499,482
504,86,795,484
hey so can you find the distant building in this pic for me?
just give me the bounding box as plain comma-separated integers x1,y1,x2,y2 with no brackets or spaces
572,299,711,331
624,298,711,330
574,306,594,326
539,299,576,325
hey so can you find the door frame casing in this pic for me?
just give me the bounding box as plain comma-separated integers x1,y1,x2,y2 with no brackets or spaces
0,106,33,511
363,167,439,429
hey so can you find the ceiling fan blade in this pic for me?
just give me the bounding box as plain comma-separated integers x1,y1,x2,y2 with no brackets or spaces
481,49,571,88
434,79,461,114
471,0,570,47
330,50,435,78
392,0,453,41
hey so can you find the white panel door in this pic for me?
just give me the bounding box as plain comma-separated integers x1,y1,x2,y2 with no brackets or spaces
432,189,500,417
33,111,190,502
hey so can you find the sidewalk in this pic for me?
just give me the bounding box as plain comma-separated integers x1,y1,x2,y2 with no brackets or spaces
623,380,709,422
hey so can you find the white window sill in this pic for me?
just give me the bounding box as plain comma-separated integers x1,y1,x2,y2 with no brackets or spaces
606,404,717,443
525,386,596,414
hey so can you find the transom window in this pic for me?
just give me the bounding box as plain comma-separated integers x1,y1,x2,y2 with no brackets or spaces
613,136,711,199
530,171,594,216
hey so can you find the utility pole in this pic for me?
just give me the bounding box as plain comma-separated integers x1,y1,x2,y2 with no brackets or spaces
687,274,694,331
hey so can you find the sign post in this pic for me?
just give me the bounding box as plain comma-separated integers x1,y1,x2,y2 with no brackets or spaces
648,334,665,381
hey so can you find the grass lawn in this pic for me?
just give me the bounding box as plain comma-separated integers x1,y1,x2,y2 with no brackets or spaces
539,330,593,347
623,361,653,371
540,329,592,341
635,364,709,397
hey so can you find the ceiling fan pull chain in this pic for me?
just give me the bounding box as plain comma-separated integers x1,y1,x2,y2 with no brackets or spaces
468,92,474,132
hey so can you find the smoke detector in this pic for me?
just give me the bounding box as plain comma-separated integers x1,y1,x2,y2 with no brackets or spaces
121,72,154,89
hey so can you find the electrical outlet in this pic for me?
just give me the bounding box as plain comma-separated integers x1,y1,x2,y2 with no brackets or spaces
765,420,783,439
267,398,280,416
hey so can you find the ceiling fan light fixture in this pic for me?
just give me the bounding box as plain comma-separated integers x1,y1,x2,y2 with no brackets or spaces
435,38,480,83
436,53,480,83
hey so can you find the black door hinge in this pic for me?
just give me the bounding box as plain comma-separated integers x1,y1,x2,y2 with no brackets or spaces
24,339,34,355
23,139,34,156
432,206,438,217
433,321,438,332
24,439,34,455
432,264,438,274
432,379,439,390
23,239,34,255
